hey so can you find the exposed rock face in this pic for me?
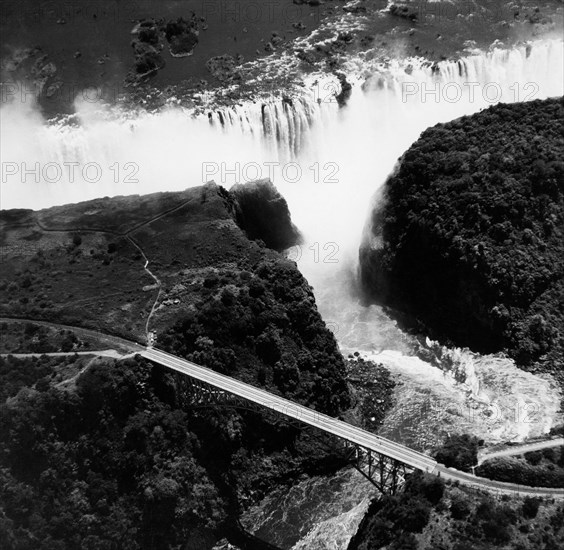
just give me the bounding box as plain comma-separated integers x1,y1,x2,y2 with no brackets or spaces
230,179,302,251
127,15,201,84
335,72,352,107
359,98,564,371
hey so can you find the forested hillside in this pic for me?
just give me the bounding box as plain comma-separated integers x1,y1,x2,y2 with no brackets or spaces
0,183,350,548
360,97,564,374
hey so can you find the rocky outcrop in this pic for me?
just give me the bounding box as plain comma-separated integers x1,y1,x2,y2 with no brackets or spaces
205,55,242,83
230,179,301,251
359,98,564,372
335,72,352,107
127,15,202,85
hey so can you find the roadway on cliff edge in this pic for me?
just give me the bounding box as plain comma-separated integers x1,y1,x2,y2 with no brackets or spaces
2,317,564,498
141,347,564,499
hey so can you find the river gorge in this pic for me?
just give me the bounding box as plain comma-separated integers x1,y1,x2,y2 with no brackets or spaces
1,3,564,547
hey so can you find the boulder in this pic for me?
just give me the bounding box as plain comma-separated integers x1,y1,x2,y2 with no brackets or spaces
230,179,301,251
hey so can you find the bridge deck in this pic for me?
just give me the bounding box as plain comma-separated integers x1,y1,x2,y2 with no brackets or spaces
141,348,564,498
141,348,438,473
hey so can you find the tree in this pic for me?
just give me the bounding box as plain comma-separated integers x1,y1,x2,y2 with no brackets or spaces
450,493,471,520
398,498,431,533
522,496,541,519
434,434,480,471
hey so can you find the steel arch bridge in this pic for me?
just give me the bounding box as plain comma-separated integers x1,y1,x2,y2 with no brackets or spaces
143,347,437,495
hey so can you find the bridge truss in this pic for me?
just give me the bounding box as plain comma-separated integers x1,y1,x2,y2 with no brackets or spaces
345,442,409,494
173,373,411,495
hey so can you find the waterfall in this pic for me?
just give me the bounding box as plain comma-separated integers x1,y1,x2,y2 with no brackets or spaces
2,39,562,210
0,84,340,208
204,95,325,158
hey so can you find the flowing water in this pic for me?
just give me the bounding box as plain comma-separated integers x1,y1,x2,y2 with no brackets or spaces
241,468,378,550
2,38,563,550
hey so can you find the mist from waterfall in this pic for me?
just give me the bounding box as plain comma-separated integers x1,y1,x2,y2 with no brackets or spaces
1,39,563,445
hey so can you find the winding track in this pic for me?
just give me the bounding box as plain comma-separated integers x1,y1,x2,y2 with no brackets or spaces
477,439,564,466
32,195,198,340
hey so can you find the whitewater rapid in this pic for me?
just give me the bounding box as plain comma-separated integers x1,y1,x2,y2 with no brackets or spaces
241,468,378,550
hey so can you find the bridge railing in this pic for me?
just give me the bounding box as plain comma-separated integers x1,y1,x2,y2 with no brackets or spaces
141,347,438,473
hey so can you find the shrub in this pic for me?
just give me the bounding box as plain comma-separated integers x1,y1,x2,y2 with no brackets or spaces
525,450,543,466
482,519,511,544
477,456,564,488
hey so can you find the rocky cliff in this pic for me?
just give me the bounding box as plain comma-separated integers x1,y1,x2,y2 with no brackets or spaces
230,178,301,251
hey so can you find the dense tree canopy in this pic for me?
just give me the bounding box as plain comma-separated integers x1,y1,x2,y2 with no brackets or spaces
349,470,564,550
0,352,348,549
0,357,225,549
0,254,351,548
434,434,480,472
361,98,564,373
159,258,350,416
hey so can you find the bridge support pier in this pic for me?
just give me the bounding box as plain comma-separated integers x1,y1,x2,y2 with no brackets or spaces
171,370,411,495
345,442,409,495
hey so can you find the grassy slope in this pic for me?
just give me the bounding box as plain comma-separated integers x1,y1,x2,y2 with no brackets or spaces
0,183,254,341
